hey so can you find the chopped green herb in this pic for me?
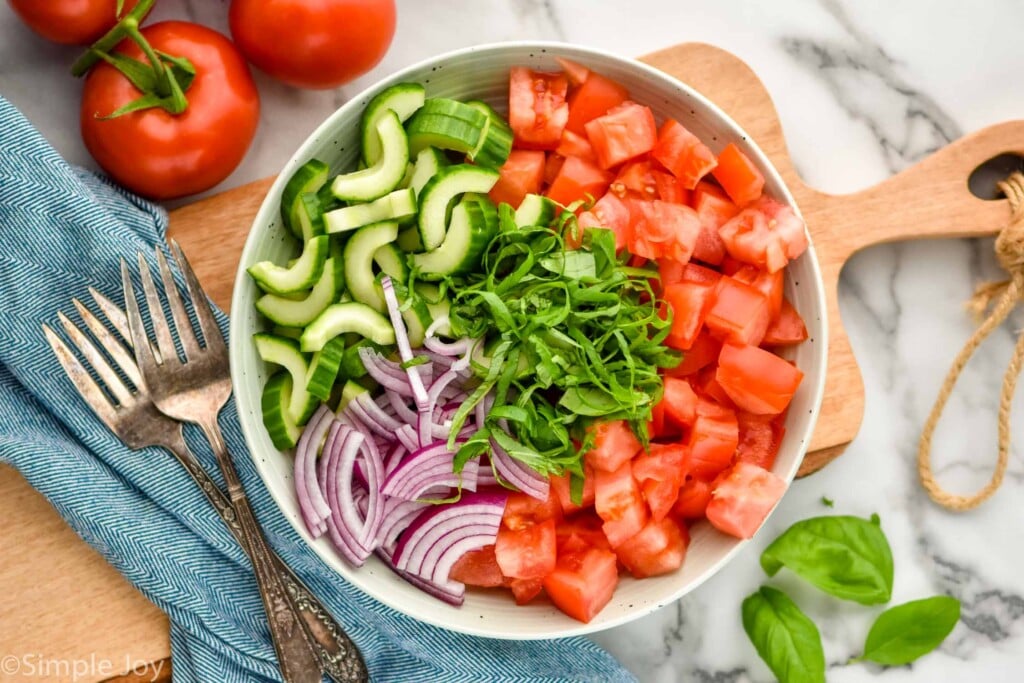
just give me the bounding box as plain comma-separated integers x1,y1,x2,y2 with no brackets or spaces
821,496,834,508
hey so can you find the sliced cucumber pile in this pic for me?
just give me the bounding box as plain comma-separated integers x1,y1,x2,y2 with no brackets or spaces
249,82,548,450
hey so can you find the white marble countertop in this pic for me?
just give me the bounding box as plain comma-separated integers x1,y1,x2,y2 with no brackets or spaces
2,1,1023,681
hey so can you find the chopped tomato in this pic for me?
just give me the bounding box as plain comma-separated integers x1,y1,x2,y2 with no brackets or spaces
495,518,557,579
763,298,809,346
550,466,596,515
502,490,561,531
632,443,686,521
509,578,545,605
685,397,739,479
509,67,569,150
692,179,729,202
673,476,713,519
653,170,690,204
612,159,658,200
615,516,689,578
716,343,803,415
658,258,686,288
692,182,740,264
705,275,771,346
584,419,641,473
719,256,744,276
705,461,787,539
594,460,649,547
735,411,785,470
651,119,717,189
733,265,784,319
544,152,566,186
711,142,764,206
662,376,699,427
555,510,611,551
543,546,619,623
666,331,722,376
577,192,632,250
585,102,658,169
566,72,630,136
449,545,506,587
648,397,682,441
663,264,720,350
630,200,702,263
489,149,545,208
546,155,612,206
694,365,735,408
718,197,808,273
556,57,590,87
556,129,597,163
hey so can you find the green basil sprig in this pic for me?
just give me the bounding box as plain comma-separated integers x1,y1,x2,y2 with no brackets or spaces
857,596,961,666
760,514,893,605
742,586,826,683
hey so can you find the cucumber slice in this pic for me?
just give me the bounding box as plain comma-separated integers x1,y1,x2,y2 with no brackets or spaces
261,372,303,450
398,162,416,189
373,243,408,281
336,379,370,414
396,226,424,252
340,339,383,379
272,325,303,340
409,147,449,198
416,98,488,121
415,282,452,337
466,100,513,169
412,194,498,279
295,192,326,241
306,336,346,401
247,235,329,295
324,188,416,234
407,106,488,156
362,83,426,165
515,193,560,228
343,221,399,312
401,296,432,348
417,164,499,251
301,302,396,352
331,110,409,202
254,333,318,424
281,159,329,240
255,255,343,327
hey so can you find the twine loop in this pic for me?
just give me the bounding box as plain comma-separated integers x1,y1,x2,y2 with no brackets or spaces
917,172,1024,511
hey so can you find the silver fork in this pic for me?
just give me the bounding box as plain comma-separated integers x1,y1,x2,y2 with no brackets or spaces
43,289,368,683
120,242,367,683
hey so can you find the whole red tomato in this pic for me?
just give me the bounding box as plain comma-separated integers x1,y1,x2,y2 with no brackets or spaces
7,0,144,45
229,0,396,89
80,21,260,200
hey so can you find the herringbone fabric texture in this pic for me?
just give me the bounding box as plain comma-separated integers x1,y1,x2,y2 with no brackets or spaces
0,95,634,683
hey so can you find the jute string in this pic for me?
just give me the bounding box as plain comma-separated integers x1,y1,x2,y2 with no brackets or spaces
917,171,1024,511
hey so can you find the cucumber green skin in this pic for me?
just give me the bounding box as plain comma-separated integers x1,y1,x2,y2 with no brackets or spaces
339,338,385,379
324,188,416,234
514,193,560,228
336,379,370,413
247,235,329,295
412,194,499,279
417,98,489,121
306,336,346,401
373,242,408,281
409,147,449,199
281,159,329,240
407,113,486,157
396,226,424,252
255,256,343,327
261,372,303,450
401,297,432,348
343,221,399,313
253,333,318,424
466,101,513,170
417,164,500,251
272,325,303,340
296,192,326,241
301,302,396,352
332,110,409,202
361,83,426,165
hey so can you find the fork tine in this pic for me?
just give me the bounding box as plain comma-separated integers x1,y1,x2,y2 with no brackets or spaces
57,311,135,406
155,247,202,360
43,323,120,433
170,239,224,351
72,298,143,388
136,251,178,363
122,258,161,378
88,286,130,342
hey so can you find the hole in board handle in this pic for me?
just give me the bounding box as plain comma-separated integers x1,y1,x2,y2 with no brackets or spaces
968,153,1024,200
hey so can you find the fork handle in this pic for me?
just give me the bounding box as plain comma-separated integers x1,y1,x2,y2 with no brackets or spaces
165,430,367,682
197,418,324,683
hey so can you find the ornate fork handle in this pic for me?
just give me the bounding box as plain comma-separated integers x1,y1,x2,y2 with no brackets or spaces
164,429,367,682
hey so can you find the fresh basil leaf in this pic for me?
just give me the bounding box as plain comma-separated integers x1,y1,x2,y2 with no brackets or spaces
742,586,825,683
760,515,894,605
540,250,597,279
821,496,834,508
858,596,960,666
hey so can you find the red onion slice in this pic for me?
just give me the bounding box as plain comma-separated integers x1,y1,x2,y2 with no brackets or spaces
490,438,550,501
381,277,429,409
375,545,464,606
294,406,333,537
381,442,480,501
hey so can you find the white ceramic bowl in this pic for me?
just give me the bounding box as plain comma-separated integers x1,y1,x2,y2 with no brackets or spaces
230,41,827,639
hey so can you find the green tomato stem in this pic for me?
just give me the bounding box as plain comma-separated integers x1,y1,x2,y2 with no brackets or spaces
70,0,156,77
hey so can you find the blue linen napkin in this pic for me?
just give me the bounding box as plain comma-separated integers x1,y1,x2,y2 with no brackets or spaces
0,95,636,683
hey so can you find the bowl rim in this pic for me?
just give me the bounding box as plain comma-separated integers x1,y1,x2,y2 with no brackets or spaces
229,39,829,639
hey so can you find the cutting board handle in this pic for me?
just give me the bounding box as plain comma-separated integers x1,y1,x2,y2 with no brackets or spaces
805,121,1024,260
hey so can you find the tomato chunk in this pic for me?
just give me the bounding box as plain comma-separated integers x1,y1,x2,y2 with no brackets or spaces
543,546,619,623
615,516,690,578
509,67,569,150
733,265,784,319
489,149,545,208
711,142,764,206
556,129,597,163
556,57,590,87
735,411,785,470
663,265,721,350
673,476,713,519
555,510,611,551
566,72,630,135
666,330,722,377
495,518,557,579
546,155,612,206
612,159,658,200
662,376,699,427
705,275,771,346
577,191,632,250
705,461,787,539
509,577,545,605
585,102,658,169
502,490,561,531
652,119,717,189
685,397,739,479
653,169,690,204
550,466,596,515
629,200,701,263
449,545,506,587
585,420,641,473
716,343,804,415
718,198,808,273
594,460,649,547
632,443,687,521
763,298,809,346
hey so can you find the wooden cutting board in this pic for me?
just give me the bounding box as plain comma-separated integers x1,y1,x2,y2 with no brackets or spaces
0,42,1015,683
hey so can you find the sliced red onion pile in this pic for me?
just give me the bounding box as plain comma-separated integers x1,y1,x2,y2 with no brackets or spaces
291,277,549,604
